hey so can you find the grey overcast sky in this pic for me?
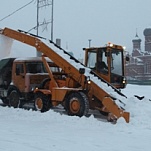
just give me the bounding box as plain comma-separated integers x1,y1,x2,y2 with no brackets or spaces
0,0,151,58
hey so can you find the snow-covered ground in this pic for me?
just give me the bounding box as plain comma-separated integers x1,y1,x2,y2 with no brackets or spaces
0,84,151,151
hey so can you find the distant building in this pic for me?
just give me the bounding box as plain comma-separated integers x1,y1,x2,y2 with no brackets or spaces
126,28,151,84
144,28,151,52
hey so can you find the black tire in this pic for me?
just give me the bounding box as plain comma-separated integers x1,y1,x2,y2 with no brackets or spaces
34,92,51,112
65,91,89,117
8,90,20,108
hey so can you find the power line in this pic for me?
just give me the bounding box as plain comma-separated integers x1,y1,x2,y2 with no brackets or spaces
0,0,34,22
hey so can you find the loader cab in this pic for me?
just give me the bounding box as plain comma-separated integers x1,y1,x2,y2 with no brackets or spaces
84,43,127,89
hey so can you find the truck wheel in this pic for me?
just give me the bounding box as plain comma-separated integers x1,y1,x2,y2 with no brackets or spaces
34,92,51,112
8,90,20,108
65,92,89,117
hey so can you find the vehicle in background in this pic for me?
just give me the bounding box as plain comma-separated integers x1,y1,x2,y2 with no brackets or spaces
0,57,59,111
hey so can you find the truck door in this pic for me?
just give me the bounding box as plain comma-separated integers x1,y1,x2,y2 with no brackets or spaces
13,63,25,92
97,48,109,74
110,49,126,88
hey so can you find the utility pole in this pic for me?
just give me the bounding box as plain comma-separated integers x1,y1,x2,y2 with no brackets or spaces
51,0,54,41
36,0,40,57
37,0,39,36
36,0,53,56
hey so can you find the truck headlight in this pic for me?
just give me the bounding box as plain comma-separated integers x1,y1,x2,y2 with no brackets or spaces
122,77,126,84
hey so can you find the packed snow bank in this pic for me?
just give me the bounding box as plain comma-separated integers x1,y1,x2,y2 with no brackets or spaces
0,35,13,59
122,84,151,128
0,84,151,151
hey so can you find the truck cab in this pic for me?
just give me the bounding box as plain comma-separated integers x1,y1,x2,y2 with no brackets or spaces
0,57,60,107
13,57,49,94
84,43,127,89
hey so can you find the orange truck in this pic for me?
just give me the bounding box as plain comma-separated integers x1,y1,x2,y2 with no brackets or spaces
0,27,130,123
0,57,59,111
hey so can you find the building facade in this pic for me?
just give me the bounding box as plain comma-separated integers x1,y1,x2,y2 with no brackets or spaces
126,28,151,84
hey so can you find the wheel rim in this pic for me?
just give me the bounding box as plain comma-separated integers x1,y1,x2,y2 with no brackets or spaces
35,98,43,111
69,97,80,113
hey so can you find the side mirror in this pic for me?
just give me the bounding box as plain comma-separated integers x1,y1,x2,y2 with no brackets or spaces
79,68,85,74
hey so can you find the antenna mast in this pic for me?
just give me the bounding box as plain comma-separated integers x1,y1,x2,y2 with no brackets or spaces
36,0,54,56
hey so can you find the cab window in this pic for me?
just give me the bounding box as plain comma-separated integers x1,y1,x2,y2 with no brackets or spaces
16,64,24,75
97,48,108,74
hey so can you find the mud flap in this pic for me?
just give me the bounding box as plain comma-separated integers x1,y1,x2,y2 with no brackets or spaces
102,97,130,123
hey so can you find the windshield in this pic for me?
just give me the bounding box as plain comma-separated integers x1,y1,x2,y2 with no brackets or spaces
86,48,108,74
111,50,123,76
26,62,47,73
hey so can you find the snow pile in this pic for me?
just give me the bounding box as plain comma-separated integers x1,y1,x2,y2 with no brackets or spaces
0,35,13,59
122,85,151,128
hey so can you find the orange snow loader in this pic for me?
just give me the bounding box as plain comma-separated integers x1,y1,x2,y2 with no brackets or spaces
0,27,130,123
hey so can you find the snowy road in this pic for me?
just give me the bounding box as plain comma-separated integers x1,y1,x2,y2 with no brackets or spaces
0,84,151,151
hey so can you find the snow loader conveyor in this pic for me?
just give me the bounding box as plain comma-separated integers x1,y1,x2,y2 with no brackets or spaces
0,27,130,123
